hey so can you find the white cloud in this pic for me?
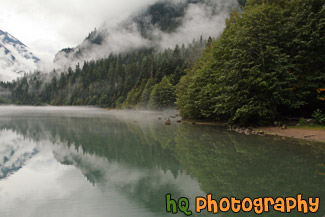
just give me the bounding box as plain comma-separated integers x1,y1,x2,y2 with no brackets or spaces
0,0,240,78
0,0,158,63
156,0,239,49
54,0,240,69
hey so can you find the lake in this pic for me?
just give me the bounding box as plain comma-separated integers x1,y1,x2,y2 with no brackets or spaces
0,106,324,217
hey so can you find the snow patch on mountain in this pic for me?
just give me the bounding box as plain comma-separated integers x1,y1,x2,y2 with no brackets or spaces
0,30,40,81
0,130,39,180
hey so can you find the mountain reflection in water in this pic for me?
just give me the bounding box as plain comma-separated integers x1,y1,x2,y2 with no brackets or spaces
0,106,324,217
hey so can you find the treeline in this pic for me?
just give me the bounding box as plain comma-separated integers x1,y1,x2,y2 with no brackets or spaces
2,38,206,108
1,0,324,126
177,0,325,125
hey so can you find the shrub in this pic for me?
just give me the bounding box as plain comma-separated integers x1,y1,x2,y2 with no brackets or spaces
312,109,325,125
149,76,176,109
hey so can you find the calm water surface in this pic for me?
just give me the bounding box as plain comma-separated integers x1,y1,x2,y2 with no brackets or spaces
0,106,324,217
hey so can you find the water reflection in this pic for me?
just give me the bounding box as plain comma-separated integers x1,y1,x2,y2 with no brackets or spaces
0,107,324,217
0,130,38,179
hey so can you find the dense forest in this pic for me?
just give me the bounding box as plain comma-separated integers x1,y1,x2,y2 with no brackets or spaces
0,39,207,109
0,0,324,125
177,0,325,125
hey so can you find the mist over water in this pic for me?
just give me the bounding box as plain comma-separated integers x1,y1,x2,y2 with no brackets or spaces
0,106,324,217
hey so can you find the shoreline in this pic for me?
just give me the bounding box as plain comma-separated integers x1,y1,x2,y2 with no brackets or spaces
257,126,325,143
182,119,325,143
182,119,227,127
1,105,324,143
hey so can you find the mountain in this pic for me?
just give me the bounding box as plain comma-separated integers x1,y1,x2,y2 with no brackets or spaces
54,0,244,68
0,130,39,180
0,29,40,81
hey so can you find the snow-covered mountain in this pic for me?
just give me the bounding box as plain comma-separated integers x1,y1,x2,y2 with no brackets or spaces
0,29,40,81
0,130,39,180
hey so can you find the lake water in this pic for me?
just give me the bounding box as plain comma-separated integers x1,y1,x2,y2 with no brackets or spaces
0,106,324,217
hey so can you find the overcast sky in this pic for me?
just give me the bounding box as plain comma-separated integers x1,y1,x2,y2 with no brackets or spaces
0,0,156,62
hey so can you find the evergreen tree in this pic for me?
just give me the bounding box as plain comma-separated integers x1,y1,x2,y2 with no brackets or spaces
177,0,325,125
149,76,176,109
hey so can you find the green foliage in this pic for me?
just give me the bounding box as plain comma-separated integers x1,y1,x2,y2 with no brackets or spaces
122,80,147,109
3,0,324,126
7,39,206,110
237,0,247,7
176,42,215,119
149,76,176,109
145,2,185,33
138,78,156,108
298,118,306,125
0,97,7,104
246,0,289,7
177,0,325,125
98,94,110,106
312,109,325,125
286,0,325,115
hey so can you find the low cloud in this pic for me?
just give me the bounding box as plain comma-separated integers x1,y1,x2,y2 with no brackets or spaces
0,0,240,76
156,0,239,49
54,0,240,70
0,0,159,62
